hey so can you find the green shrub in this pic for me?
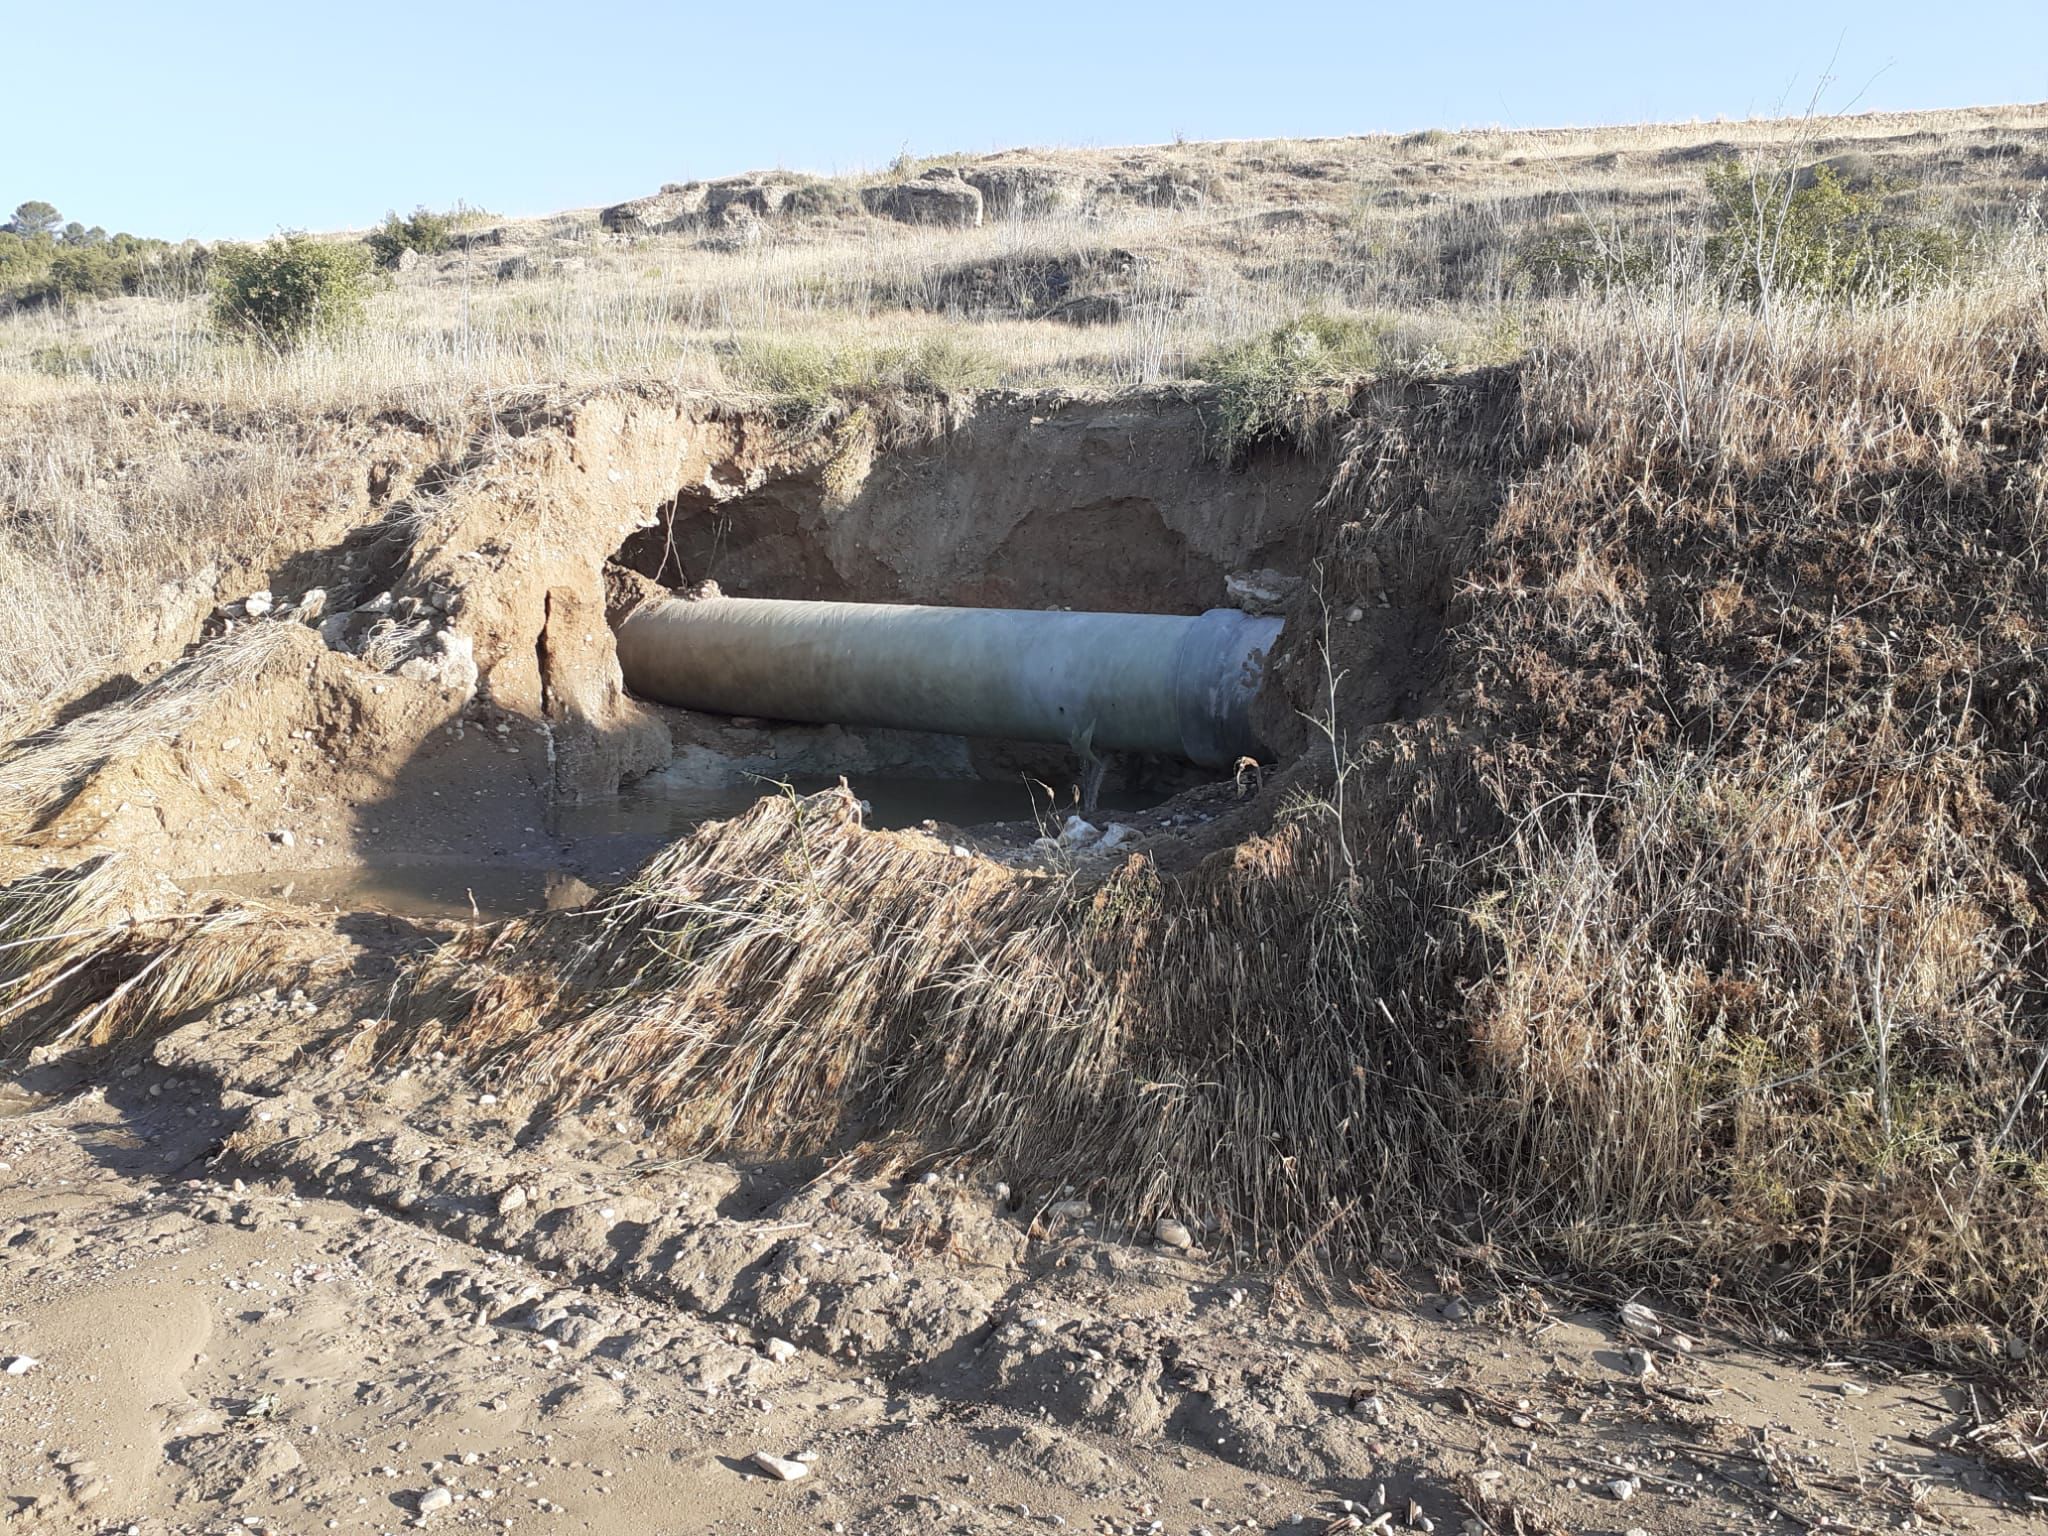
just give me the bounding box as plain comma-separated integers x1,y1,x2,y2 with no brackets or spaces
0,223,195,309
1705,160,1966,302
366,205,459,267
209,234,373,346
1517,219,1660,294
40,245,129,301
784,179,859,217
1196,313,1384,464
0,231,40,285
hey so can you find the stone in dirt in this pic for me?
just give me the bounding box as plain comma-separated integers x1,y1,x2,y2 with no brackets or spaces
1057,817,1099,848
2,1355,37,1374
600,184,709,234
861,171,984,228
1224,568,1303,615
705,178,798,223
750,1450,810,1481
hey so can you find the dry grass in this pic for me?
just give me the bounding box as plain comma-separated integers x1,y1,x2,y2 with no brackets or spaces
4,105,2043,723
0,621,303,836
11,103,2048,1365
374,268,2048,1365
0,856,287,1063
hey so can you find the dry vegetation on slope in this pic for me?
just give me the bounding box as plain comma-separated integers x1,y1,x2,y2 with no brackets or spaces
4,102,2046,722
366,282,2048,1365
6,104,2048,1372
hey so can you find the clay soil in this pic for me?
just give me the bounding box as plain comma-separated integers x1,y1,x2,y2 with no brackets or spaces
5,366,2047,1534
3,952,2039,1536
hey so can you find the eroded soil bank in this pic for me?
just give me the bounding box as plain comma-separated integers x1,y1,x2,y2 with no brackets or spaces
7,357,2048,1532
0,384,1427,906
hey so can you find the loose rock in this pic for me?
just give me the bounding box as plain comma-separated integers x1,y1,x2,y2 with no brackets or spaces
750,1450,810,1482
1153,1217,1193,1250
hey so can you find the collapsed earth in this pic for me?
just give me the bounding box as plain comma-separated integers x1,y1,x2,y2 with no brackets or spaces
3,103,2048,1533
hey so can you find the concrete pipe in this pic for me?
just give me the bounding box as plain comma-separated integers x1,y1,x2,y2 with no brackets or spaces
614,596,1284,767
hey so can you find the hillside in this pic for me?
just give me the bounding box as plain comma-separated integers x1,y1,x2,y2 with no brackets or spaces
2,105,2048,1531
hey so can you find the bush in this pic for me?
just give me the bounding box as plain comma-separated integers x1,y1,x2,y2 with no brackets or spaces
366,206,458,268
1705,160,1966,302
1196,312,1383,464
210,234,373,347
1517,219,1660,295
0,225,195,310
784,179,860,218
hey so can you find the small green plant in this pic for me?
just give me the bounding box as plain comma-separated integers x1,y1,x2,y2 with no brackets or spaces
1196,312,1384,464
209,234,373,347
1705,160,1965,303
366,205,459,267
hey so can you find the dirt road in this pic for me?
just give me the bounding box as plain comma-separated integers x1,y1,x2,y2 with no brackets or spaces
0,992,2037,1535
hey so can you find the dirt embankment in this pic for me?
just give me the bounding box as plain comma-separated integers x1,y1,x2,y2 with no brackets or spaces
0,382,1427,899
8,326,2048,1415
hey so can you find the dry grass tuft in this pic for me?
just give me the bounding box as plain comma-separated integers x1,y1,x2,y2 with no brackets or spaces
0,622,303,837
0,857,285,1062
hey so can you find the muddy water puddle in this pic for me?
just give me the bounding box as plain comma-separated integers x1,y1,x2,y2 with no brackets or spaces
191,864,582,922
190,772,1173,922
555,769,1165,844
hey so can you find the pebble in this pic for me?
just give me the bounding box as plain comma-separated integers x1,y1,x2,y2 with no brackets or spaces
416,1486,453,1516
1608,1478,1637,1502
497,1185,528,1216
763,1337,799,1364
2,1356,38,1376
749,1450,809,1482
1619,1300,1662,1337
1153,1217,1193,1250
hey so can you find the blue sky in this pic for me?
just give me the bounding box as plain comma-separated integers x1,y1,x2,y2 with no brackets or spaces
13,1,2047,239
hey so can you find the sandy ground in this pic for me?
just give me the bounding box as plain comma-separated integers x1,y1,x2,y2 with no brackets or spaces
1,960,2040,1536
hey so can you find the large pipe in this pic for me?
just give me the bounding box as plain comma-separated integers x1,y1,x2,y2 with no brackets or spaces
615,596,1283,767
